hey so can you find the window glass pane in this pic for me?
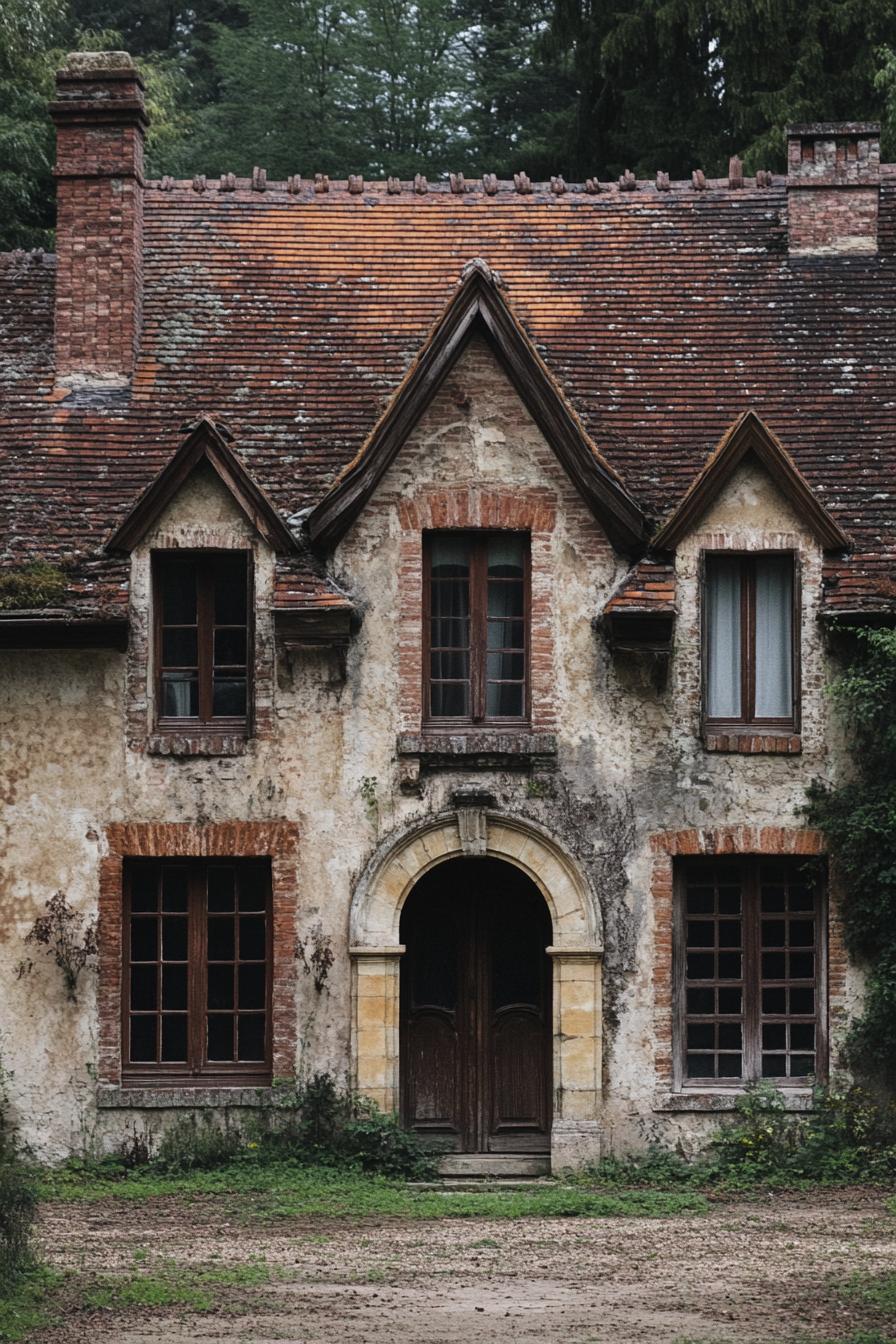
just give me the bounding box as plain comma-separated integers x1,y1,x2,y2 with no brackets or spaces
208,917,235,961
487,579,524,620
161,674,198,718
706,557,742,718
239,964,266,1010
240,916,266,961
207,868,235,912
431,682,469,717
162,629,198,668
162,964,188,1011
212,678,247,717
487,619,525,650
238,1015,266,1061
214,559,248,625
130,868,158,913
161,1015,187,1062
754,556,793,719
162,917,188,962
160,566,196,624
207,1015,234,1061
129,1016,156,1062
214,629,247,667
131,918,157,962
162,868,189,912
131,965,157,1011
431,650,470,680
208,964,234,1009
430,535,470,576
486,682,524,717
487,535,525,576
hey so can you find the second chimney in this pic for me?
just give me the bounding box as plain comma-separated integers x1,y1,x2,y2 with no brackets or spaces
50,52,148,386
787,122,880,257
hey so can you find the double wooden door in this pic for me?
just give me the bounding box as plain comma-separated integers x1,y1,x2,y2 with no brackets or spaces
399,858,552,1153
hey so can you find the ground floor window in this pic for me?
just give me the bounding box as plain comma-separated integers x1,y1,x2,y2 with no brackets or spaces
676,857,825,1086
123,859,272,1085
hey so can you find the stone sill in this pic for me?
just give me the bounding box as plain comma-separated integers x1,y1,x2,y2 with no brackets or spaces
97,1085,278,1109
145,733,249,758
398,731,557,769
704,731,801,755
654,1090,814,1113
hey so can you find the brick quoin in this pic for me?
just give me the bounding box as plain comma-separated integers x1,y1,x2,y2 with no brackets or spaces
649,826,846,1090
98,821,299,1085
394,485,560,733
50,53,147,381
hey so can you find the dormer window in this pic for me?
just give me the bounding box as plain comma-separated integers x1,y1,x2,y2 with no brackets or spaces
424,532,529,726
154,552,251,731
704,553,797,730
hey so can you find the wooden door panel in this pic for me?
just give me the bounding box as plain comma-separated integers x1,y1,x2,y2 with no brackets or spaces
400,858,551,1155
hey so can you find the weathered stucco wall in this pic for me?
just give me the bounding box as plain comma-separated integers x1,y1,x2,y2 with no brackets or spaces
0,337,861,1161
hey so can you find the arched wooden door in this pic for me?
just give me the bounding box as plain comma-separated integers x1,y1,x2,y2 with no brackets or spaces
399,858,552,1154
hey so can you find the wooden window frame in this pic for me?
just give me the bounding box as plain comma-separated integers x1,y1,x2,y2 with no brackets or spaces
673,856,828,1091
701,550,801,734
121,858,273,1088
152,550,254,735
422,530,531,730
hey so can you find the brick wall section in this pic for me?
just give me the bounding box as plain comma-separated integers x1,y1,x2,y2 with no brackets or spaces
99,821,299,1085
395,485,559,733
51,57,146,379
650,825,846,1090
787,125,880,256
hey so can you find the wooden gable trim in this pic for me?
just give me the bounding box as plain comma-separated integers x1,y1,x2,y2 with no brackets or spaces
106,417,297,555
307,261,647,555
652,411,851,553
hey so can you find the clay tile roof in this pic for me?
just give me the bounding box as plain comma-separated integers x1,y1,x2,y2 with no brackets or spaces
3,175,896,616
603,560,676,616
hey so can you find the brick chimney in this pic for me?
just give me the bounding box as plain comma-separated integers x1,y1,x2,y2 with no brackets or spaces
787,122,880,257
50,52,148,386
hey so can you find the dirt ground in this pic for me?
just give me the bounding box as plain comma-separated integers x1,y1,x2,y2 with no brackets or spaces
32,1187,896,1344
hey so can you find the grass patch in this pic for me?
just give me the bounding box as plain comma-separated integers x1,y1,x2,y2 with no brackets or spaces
839,1270,896,1316
0,1268,64,1342
82,1258,277,1313
40,1160,708,1220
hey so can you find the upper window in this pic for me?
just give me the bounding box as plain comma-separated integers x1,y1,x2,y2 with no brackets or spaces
676,857,825,1087
704,553,797,728
154,552,251,731
424,532,529,725
123,859,271,1086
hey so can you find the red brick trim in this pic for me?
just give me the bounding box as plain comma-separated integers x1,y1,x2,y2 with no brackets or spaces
649,826,846,1090
704,733,802,755
396,486,559,733
99,821,299,1086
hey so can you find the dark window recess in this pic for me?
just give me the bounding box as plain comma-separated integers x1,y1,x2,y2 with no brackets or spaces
677,858,824,1086
704,553,797,729
155,553,250,729
424,532,529,725
123,859,272,1085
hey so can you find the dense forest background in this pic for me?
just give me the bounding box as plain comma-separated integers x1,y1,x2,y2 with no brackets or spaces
2,0,896,249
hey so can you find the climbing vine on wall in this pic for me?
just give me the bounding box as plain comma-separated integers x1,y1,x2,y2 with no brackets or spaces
805,625,896,1086
16,891,98,1003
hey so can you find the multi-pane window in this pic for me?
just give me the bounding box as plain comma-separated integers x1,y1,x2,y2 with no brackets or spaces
154,553,250,729
424,532,529,724
677,858,824,1086
704,553,797,727
123,860,271,1084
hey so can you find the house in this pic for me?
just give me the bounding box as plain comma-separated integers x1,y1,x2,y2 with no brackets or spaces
0,51,892,1173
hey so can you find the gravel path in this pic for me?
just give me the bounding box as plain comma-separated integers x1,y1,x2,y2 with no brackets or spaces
33,1187,896,1343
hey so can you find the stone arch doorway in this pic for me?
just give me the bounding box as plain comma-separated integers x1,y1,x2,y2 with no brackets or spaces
400,857,552,1155
349,809,603,1170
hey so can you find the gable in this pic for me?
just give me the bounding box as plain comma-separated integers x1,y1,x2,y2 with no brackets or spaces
307,261,647,556
652,411,850,553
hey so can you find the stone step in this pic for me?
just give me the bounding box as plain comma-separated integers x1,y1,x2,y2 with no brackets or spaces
436,1153,551,1178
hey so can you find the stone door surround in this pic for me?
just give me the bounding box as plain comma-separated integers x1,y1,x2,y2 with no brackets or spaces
349,810,603,1168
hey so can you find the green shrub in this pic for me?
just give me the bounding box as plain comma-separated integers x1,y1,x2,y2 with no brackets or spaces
121,1075,435,1182
0,1090,37,1294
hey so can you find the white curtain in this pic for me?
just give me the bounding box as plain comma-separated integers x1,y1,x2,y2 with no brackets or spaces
755,558,793,718
707,559,742,718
